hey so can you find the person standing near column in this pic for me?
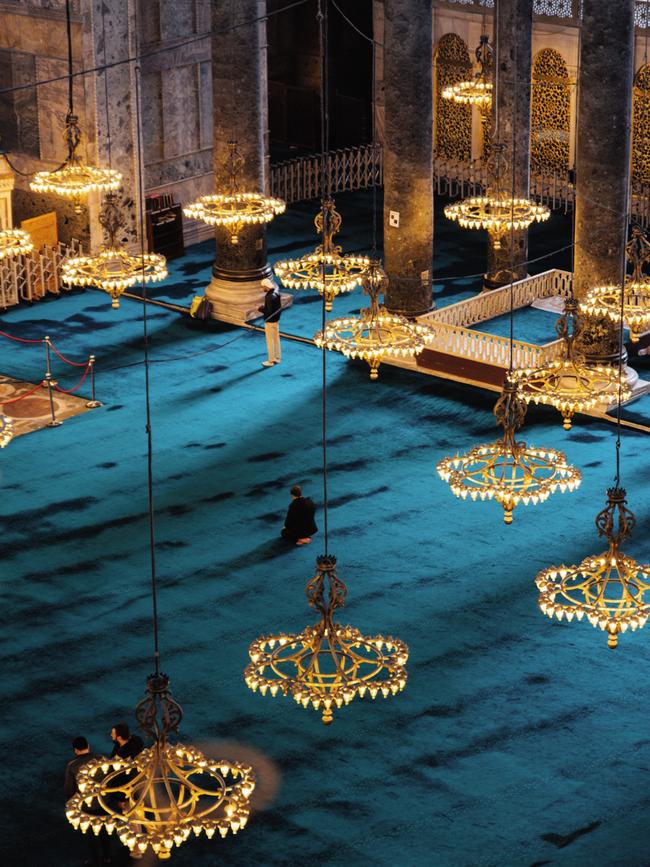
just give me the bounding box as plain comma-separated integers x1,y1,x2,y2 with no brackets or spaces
259,277,282,367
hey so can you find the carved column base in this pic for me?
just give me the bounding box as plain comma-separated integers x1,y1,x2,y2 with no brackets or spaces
205,273,292,325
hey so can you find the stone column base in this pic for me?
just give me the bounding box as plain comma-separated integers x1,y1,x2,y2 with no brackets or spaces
205,275,293,325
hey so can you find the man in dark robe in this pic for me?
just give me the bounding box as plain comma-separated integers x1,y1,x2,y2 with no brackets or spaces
281,485,318,545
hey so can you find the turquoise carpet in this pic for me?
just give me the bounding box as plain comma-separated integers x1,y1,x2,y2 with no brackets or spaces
2,199,650,867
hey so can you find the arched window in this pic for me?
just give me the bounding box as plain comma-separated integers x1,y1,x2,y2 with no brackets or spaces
531,48,570,173
434,34,472,161
633,64,650,186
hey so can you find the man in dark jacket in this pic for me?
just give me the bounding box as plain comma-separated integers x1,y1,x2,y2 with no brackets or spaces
110,723,144,759
259,277,282,367
282,485,318,545
64,736,111,865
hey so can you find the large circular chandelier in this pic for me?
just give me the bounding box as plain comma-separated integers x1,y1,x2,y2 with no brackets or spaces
183,141,285,245
442,35,493,107
66,674,256,860
514,298,631,430
244,555,408,725
30,112,122,213
444,143,550,249
580,228,650,342
62,193,168,307
537,487,650,648
314,262,431,378
437,377,582,524
0,413,13,448
273,198,371,311
0,228,33,259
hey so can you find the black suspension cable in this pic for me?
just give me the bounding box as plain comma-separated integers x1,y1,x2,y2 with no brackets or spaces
318,0,330,554
508,8,517,373
99,0,112,168
133,11,161,676
65,0,74,114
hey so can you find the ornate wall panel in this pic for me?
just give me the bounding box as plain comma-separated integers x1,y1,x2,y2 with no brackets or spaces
531,48,570,172
434,33,472,161
633,64,650,185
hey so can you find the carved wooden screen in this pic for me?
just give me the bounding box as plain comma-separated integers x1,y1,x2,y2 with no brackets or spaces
434,34,472,161
531,49,570,172
633,64,650,186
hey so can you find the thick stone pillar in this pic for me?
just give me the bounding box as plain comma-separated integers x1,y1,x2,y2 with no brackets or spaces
574,0,634,365
484,0,533,290
84,0,142,253
382,0,433,316
206,0,272,324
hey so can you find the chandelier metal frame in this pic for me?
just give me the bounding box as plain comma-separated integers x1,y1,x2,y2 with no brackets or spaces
444,143,550,248
274,198,371,311
61,193,168,307
536,487,650,647
437,377,582,524
183,141,285,244
580,227,650,341
29,2,121,211
0,228,33,260
314,261,431,378
442,34,494,107
66,673,255,860
514,298,631,429
244,555,408,725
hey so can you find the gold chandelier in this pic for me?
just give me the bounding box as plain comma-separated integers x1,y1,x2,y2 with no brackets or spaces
183,141,285,244
314,261,431,379
0,413,13,448
537,487,650,648
514,298,631,430
62,193,168,307
0,228,33,259
442,34,493,106
444,143,550,249
66,673,256,860
581,227,650,341
274,198,371,311
244,554,408,725
437,377,582,524
30,112,121,213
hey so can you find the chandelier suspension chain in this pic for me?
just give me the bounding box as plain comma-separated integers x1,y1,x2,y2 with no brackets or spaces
134,8,161,677
99,0,113,167
318,0,330,554
65,0,74,115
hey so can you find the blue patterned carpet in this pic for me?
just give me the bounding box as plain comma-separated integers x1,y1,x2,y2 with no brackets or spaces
2,198,650,867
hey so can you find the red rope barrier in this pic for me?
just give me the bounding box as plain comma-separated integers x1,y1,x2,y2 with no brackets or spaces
54,363,91,394
0,330,43,345
0,381,44,405
49,341,89,367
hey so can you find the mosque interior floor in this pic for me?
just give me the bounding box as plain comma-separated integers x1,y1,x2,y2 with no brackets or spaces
2,192,650,866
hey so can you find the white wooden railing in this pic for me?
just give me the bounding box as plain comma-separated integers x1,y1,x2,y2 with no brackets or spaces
417,269,572,369
0,240,83,309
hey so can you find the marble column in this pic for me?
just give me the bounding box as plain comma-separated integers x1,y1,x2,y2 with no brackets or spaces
84,0,142,253
206,0,274,324
484,0,533,290
0,156,14,230
382,0,433,316
573,0,635,362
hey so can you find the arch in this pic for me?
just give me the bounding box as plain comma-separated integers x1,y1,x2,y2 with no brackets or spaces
531,48,570,173
633,64,650,186
434,33,472,161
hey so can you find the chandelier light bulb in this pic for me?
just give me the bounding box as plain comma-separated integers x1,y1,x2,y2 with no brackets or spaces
183,141,285,244
0,228,34,260
244,555,408,725
0,413,13,448
437,377,582,524
536,487,650,647
274,198,370,310
65,674,256,859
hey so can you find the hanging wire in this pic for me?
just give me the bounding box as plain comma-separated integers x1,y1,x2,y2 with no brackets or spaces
507,2,516,372
370,13,378,259
99,0,113,168
133,5,161,676
317,0,330,555
65,0,74,115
